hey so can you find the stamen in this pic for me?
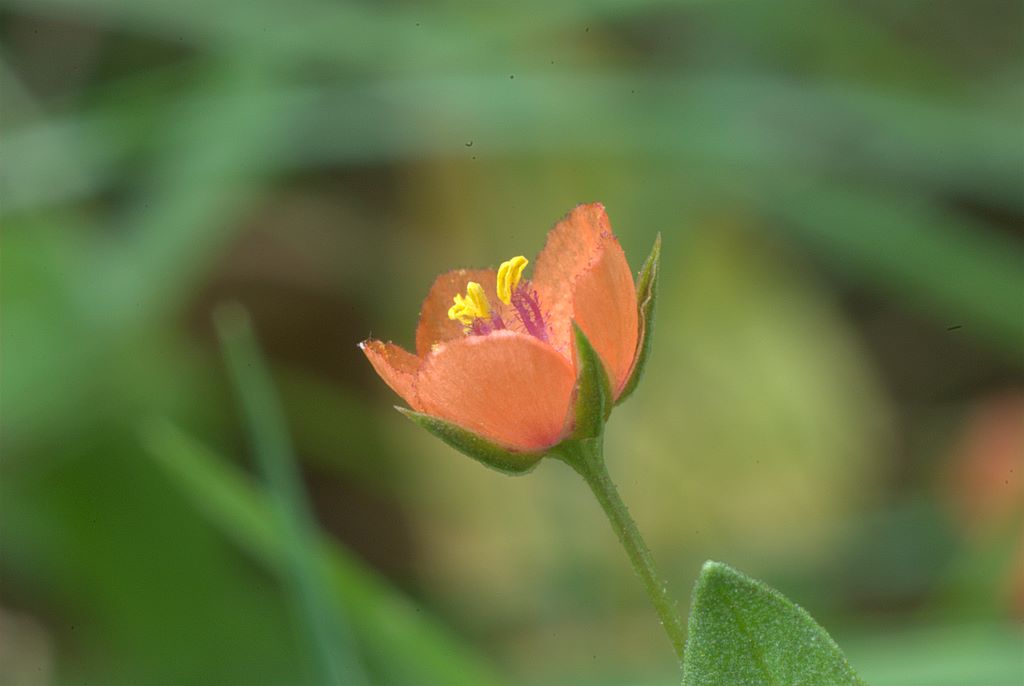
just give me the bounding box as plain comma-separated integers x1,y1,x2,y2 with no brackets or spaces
511,286,549,342
445,259,549,342
447,281,491,327
469,318,493,336
497,256,529,305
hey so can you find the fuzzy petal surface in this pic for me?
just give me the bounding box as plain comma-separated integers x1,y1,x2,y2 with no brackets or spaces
415,268,510,356
571,238,638,397
360,340,420,408
532,204,610,357
416,330,575,451
532,203,637,393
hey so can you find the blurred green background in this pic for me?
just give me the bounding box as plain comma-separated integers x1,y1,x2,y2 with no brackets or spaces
2,1,1023,684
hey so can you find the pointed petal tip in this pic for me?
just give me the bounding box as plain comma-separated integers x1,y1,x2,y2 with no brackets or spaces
361,339,420,409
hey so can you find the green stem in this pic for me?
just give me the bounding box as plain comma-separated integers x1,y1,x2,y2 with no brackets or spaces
557,437,687,666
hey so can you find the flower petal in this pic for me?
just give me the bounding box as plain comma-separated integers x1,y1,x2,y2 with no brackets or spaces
532,203,637,395
571,237,639,397
532,204,611,357
416,330,575,452
415,268,507,356
360,340,420,407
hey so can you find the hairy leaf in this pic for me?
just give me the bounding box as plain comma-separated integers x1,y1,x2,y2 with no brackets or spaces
683,561,866,686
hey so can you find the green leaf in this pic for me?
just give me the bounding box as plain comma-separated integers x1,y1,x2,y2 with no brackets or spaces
396,408,544,475
683,561,866,686
617,232,660,405
570,321,612,439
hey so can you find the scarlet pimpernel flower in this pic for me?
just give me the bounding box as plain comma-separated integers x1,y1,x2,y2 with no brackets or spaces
361,204,684,662
360,203,660,473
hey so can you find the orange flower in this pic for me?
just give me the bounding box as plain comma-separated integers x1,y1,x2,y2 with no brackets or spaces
361,203,659,468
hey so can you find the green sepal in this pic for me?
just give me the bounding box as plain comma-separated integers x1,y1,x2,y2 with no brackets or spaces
570,321,612,439
395,407,544,476
682,561,867,686
617,232,661,405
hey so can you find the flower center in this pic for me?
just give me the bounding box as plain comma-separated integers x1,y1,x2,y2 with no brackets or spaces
447,255,550,342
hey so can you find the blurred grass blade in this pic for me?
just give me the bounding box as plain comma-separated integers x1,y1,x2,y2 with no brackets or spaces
1,58,284,452
141,419,506,686
754,178,1024,359
214,303,363,686
6,72,1020,215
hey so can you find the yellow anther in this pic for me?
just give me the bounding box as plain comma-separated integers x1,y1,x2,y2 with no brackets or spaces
496,255,529,304
447,281,491,326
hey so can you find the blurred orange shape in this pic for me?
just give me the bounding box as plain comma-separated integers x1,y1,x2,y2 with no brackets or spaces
946,392,1024,533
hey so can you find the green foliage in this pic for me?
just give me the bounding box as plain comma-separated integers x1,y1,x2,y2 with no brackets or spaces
142,421,507,686
570,322,613,439
397,408,544,475
682,562,865,686
617,232,661,405
215,304,365,685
